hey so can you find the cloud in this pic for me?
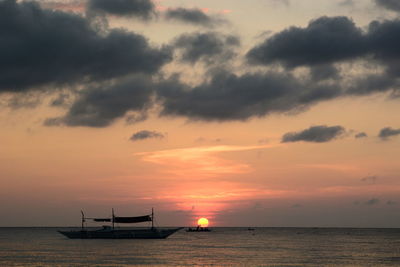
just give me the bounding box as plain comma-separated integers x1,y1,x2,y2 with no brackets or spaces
157,71,341,122
246,16,400,80
0,0,171,93
247,16,366,68
135,144,277,177
379,127,400,140
310,64,340,81
246,16,400,98
375,0,400,12
173,32,240,65
45,75,155,127
164,8,225,27
87,0,156,19
130,130,165,141
281,125,345,143
355,132,368,139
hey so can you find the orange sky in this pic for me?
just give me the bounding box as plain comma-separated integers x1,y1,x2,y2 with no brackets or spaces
0,0,400,227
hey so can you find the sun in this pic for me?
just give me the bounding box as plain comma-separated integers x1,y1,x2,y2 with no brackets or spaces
197,217,209,227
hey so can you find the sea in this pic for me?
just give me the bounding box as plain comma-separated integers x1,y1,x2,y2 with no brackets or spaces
0,227,399,266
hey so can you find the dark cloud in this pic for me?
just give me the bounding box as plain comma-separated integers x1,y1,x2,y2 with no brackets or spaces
51,93,71,107
44,68,343,127
164,8,225,27
45,76,155,127
173,32,240,65
378,127,400,140
310,64,340,81
247,16,366,68
375,0,400,12
130,130,165,141
281,125,345,143
247,16,400,97
157,71,341,122
0,0,171,93
355,132,368,139
87,0,156,19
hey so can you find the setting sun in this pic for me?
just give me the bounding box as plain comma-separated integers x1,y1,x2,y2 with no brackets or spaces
197,218,209,227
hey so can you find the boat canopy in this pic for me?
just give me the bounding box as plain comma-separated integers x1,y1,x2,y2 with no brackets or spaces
114,215,152,223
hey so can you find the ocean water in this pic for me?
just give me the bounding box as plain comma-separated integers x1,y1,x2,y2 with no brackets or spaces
0,227,399,266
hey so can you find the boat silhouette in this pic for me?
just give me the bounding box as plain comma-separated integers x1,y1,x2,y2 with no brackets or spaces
58,208,182,239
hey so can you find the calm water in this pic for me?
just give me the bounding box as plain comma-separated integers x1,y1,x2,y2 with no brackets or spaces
0,227,399,266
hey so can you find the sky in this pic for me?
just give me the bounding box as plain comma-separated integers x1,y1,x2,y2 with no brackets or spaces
1,0,400,227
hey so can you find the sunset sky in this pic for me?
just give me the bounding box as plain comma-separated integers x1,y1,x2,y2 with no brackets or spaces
1,0,400,227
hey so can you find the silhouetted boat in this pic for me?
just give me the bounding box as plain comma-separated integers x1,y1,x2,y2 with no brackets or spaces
186,225,211,232
58,209,182,239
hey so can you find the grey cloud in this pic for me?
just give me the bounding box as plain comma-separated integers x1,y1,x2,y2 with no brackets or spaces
375,0,400,12
247,16,400,96
87,0,156,19
130,130,165,141
281,125,345,143
355,132,368,138
45,76,155,127
0,0,171,93
379,127,400,140
310,64,340,81
247,16,400,74
51,93,71,107
247,16,366,68
164,8,225,27
157,71,341,122
173,32,240,65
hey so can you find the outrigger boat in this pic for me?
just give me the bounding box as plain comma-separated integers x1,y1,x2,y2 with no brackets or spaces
58,208,182,239
186,225,211,232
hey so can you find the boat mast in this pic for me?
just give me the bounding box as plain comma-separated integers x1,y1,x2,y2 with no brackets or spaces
151,207,154,229
81,210,85,230
112,208,115,230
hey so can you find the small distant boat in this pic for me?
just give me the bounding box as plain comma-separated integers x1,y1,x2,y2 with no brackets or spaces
247,228,255,231
186,225,211,232
58,208,182,239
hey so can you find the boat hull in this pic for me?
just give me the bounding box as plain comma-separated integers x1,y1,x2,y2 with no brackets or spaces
58,228,182,239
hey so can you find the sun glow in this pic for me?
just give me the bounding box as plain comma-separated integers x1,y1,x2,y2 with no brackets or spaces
197,217,209,227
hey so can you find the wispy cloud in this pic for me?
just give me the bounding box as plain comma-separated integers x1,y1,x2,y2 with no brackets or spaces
135,144,279,177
